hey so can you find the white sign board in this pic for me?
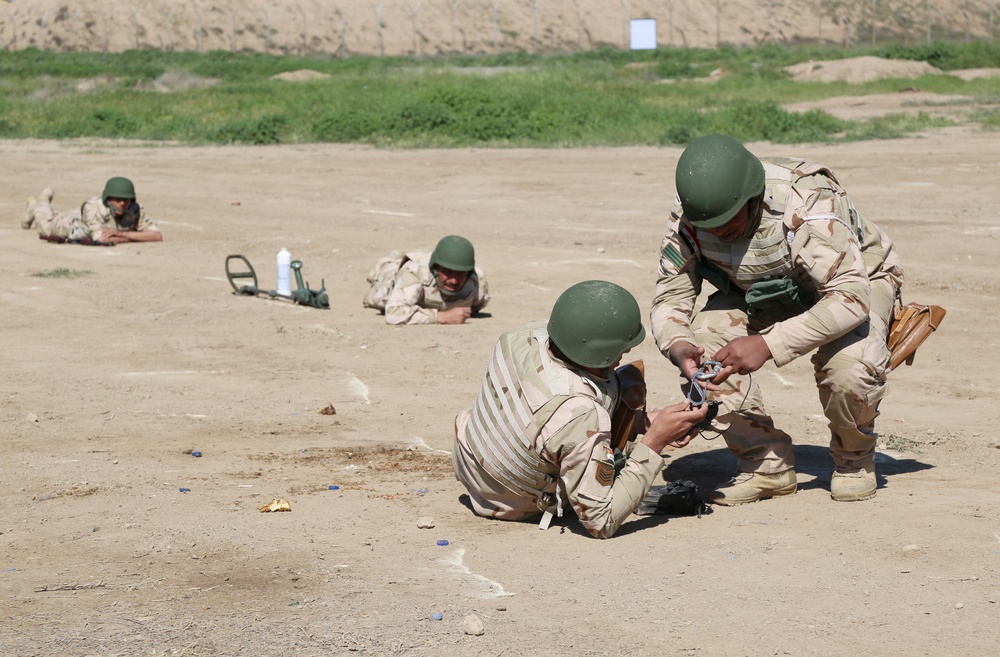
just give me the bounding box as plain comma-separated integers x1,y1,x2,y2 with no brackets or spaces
629,19,657,51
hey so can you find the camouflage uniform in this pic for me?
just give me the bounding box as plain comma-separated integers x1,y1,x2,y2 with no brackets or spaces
29,194,158,241
453,321,664,539
363,249,489,325
651,158,904,474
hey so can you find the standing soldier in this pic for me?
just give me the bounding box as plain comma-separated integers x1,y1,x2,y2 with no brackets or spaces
20,176,163,244
362,235,489,325
651,135,904,505
453,280,708,538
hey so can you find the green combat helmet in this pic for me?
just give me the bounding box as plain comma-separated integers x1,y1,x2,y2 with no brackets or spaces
429,235,475,272
102,176,136,202
547,280,646,370
675,135,764,229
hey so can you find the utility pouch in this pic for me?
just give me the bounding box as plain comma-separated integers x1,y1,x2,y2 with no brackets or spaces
887,302,946,369
745,278,812,324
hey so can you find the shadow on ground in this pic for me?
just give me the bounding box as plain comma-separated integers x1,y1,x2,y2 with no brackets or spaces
662,443,935,494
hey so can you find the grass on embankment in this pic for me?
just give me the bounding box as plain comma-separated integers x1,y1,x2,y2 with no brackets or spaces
0,41,998,147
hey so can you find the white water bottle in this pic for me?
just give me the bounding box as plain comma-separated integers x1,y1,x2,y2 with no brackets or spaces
276,248,292,296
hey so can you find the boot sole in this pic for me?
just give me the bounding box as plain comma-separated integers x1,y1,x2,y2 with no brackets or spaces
709,483,797,506
831,489,876,502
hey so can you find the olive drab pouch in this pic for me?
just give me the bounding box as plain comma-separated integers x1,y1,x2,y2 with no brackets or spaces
887,302,946,369
745,277,812,324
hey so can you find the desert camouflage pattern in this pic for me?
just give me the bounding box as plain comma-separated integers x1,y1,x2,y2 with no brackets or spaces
31,194,157,241
363,249,489,325
453,322,664,539
651,157,904,473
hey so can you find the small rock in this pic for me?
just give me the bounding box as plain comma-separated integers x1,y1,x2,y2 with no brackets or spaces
416,516,435,529
902,544,921,552
596,247,606,253
25,412,38,423
954,602,964,609
496,605,507,612
463,614,485,636
987,438,1000,449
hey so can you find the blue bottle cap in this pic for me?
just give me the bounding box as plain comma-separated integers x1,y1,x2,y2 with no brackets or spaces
417,488,429,495
328,485,340,490
436,539,449,546
192,451,202,457
179,487,190,493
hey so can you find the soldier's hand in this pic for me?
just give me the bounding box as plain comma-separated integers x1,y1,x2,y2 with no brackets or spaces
640,401,709,454
713,335,771,381
437,307,472,325
667,341,706,382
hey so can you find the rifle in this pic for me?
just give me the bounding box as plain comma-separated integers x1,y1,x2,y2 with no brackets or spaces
609,360,646,453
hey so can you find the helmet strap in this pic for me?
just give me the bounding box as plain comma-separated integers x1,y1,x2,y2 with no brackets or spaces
742,193,765,239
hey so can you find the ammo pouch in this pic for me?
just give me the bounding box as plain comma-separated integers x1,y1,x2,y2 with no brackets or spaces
745,278,812,324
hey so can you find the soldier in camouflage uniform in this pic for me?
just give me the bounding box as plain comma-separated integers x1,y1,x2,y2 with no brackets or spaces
651,135,904,505
20,177,162,244
453,280,708,539
362,235,489,325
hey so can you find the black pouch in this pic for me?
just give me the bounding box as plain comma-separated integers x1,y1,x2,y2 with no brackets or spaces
745,278,812,324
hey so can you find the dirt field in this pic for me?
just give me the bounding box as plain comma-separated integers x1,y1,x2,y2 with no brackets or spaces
2,125,999,656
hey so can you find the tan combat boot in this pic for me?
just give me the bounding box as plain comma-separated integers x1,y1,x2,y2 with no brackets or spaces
19,197,37,229
709,470,797,506
831,465,876,502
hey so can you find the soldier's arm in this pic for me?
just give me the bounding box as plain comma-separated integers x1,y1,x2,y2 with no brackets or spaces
472,268,490,312
650,208,702,357
384,267,436,325
544,406,664,539
79,198,106,240
760,218,871,366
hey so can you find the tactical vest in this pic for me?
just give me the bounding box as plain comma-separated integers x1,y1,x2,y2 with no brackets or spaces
686,157,867,295
462,327,616,513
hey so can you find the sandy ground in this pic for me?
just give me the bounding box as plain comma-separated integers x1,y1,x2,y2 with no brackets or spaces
2,127,1000,656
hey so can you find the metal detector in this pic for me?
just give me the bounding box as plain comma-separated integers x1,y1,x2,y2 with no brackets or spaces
225,254,329,309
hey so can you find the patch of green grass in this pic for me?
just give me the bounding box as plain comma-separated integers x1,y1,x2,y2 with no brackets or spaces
30,268,94,279
973,108,1000,130
0,42,997,147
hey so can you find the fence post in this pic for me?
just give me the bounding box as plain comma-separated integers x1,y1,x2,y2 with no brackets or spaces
40,10,48,50
717,0,723,47
871,0,876,47
265,5,273,52
669,0,675,46
620,0,627,49
373,3,383,56
925,0,931,43
166,9,174,51
299,5,308,56
71,8,79,51
573,0,586,50
195,5,204,53
406,2,421,55
492,0,501,51
533,0,539,43
450,0,461,52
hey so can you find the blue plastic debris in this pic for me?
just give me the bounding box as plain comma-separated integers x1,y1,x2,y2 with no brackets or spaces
179,487,191,493
191,451,202,457
436,540,449,546
328,485,340,490
429,613,443,621
417,488,429,495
